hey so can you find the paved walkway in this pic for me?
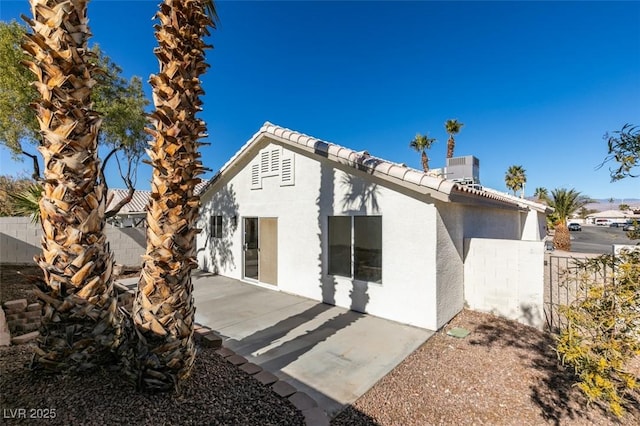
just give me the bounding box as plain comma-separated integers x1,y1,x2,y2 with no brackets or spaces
118,272,434,418
190,272,434,418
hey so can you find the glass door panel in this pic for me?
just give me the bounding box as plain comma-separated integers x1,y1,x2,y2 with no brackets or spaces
243,217,259,280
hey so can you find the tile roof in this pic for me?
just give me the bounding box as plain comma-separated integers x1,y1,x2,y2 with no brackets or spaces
199,122,553,213
106,189,150,214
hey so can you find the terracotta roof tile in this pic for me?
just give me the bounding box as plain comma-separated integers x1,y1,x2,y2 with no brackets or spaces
199,122,552,213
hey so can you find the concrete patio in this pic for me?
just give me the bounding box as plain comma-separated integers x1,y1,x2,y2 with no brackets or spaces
189,271,434,418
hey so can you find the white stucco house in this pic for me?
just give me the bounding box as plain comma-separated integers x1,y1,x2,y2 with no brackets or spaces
196,122,551,330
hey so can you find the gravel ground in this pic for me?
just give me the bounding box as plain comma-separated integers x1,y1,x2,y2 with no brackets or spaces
1,265,304,425
0,345,304,425
0,264,42,305
2,265,639,425
332,309,639,426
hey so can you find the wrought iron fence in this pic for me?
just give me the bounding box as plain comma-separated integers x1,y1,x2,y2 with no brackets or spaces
543,255,613,332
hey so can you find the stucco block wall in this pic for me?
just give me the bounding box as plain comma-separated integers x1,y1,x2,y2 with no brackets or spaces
463,205,523,240
198,140,443,329
0,218,41,264
435,203,465,328
0,217,145,266
463,237,544,328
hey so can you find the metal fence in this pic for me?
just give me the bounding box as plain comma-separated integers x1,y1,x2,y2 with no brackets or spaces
543,254,613,332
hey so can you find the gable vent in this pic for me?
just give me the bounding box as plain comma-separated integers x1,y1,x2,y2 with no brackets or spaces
271,149,280,172
280,157,294,186
251,163,261,189
260,151,270,173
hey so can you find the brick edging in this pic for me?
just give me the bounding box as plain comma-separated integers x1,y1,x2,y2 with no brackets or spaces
197,326,330,426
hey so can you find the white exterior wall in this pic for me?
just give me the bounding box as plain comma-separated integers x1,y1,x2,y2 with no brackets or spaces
198,140,443,329
521,210,546,241
435,203,465,328
326,168,440,330
462,205,522,239
463,238,545,328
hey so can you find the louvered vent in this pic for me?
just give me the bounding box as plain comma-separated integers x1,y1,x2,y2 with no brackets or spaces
251,163,261,189
261,151,270,173
280,157,294,186
271,149,280,172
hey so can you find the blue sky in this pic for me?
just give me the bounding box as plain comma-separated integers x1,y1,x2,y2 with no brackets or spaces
1,0,639,200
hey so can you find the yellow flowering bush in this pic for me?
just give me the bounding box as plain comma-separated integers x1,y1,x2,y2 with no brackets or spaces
556,249,640,418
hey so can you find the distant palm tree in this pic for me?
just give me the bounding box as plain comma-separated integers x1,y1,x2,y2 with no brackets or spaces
505,165,527,197
534,187,549,203
409,133,436,172
578,206,598,219
444,119,464,159
548,188,590,251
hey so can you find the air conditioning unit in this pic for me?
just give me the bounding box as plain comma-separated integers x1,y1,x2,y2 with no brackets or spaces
445,155,480,184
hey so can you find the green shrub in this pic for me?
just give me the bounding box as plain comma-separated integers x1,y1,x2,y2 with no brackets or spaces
556,249,640,417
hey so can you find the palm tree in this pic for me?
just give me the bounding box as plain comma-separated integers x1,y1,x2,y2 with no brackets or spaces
505,165,527,197
409,133,437,172
126,0,217,391
22,0,122,371
533,187,549,203
548,188,590,251
444,119,464,159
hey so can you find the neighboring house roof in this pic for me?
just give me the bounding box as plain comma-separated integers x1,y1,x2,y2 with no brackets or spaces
194,181,208,195
106,189,151,214
587,210,638,219
199,122,553,214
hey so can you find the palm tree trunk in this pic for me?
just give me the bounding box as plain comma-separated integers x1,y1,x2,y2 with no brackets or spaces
446,135,455,159
23,0,122,371
554,222,571,251
125,0,212,392
421,151,429,172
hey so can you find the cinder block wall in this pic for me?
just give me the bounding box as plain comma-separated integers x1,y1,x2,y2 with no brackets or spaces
463,238,545,329
0,217,145,266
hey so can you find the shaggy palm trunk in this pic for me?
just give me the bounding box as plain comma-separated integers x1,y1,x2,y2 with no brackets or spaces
421,151,429,172
554,222,571,251
22,0,121,371
446,136,455,159
126,0,212,391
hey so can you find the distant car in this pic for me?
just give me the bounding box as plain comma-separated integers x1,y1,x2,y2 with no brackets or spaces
609,222,620,228
623,223,636,231
568,223,582,231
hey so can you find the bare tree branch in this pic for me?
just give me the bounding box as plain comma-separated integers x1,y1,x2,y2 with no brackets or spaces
21,150,41,181
105,184,134,218
100,144,123,187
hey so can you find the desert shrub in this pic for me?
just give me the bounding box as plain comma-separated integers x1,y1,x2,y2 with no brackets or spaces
556,249,640,417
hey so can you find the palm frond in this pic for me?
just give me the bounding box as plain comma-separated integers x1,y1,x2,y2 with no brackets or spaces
445,119,464,135
202,0,220,25
8,183,42,223
409,133,436,152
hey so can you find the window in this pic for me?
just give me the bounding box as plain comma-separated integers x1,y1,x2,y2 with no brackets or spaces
328,216,351,277
328,216,382,283
211,215,223,238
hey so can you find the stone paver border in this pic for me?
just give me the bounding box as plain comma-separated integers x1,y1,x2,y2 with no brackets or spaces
209,333,330,426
